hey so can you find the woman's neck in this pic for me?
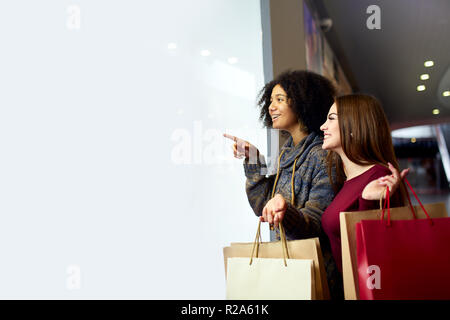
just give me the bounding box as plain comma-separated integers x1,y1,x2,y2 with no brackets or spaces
336,149,375,181
289,127,308,146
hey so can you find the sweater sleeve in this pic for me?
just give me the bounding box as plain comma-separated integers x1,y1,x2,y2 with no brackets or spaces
282,155,335,239
244,155,275,217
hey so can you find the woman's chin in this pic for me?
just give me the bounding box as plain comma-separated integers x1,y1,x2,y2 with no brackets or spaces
271,124,289,131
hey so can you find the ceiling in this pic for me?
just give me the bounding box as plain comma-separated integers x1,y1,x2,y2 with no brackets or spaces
313,0,450,129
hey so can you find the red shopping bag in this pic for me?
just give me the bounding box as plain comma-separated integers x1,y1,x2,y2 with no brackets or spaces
356,179,450,300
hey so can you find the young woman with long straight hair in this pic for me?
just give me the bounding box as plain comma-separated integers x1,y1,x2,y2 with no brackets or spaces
319,94,409,273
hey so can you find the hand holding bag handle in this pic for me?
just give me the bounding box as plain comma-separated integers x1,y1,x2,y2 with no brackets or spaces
250,219,290,267
268,149,302,242
245,148,329,298
380,178,433,227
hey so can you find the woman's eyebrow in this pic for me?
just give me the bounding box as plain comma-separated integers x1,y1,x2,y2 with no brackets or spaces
328,113,338,116
271,94,287,98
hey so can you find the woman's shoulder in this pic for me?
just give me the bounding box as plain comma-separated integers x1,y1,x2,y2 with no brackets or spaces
299,145,328,175
363,164,391,182
304,143,327,161
371,164,391,176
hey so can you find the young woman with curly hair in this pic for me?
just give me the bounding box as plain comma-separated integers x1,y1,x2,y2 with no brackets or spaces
224,70,344,299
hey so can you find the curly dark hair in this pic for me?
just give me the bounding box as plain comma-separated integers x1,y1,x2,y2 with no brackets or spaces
257,70,336,134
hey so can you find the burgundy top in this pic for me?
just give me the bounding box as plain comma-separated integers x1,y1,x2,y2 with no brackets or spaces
321,164,402,273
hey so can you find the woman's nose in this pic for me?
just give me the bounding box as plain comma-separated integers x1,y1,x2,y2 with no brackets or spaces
320,122,326,131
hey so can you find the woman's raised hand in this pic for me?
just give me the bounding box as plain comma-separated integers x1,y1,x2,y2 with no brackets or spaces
362,162,410,200
223,133,259,160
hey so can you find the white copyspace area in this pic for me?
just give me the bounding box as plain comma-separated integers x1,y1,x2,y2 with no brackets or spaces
0,0,267,298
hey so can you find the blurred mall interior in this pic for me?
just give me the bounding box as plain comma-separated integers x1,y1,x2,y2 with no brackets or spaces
288,0,450,210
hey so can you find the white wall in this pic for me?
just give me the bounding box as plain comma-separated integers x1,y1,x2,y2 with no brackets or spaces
0,0,267,298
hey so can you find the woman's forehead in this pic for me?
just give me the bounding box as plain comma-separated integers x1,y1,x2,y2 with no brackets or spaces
271,84,286,96
330,102,337,112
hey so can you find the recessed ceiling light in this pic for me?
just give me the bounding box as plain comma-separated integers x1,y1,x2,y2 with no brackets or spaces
420,74,430,80
433,108,440,115
411,137,417,143
424,61,434,67
417,85,426,91
168,43,177,50
443,91,450,97
200,50,211,57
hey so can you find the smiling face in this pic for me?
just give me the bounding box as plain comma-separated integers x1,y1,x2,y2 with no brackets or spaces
269,84,299,132
320,103,342,151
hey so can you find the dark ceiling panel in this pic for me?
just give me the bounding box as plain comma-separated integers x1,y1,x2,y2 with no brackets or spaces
314,0,450,128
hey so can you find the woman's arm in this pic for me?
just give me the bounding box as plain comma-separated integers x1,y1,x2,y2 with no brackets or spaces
282,162,334,239
224,132,274,216
362,162,410,200
244,156,275,217
261,152,334,239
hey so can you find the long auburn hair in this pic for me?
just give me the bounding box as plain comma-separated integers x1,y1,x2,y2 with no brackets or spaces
326,94,406,203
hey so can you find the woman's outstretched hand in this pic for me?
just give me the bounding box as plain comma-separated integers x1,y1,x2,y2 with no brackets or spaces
223,133,259,160
362,162,410,200
260,194,287,229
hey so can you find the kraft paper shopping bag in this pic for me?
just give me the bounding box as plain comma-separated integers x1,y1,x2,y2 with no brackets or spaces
340,181,448,300
226,257,315,300
356,182,450,299
224,221,327,300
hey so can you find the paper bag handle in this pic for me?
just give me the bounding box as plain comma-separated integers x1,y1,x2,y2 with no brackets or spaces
381,177,433,226
249,220,290,267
